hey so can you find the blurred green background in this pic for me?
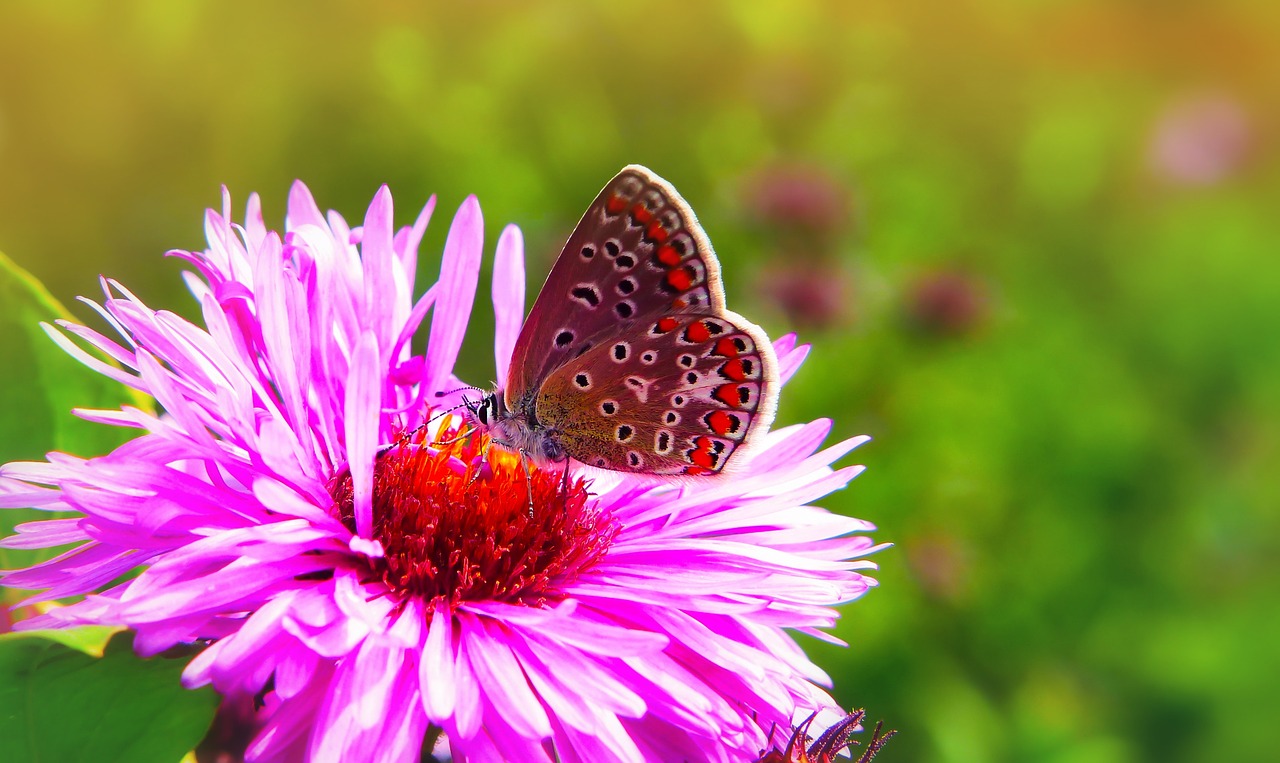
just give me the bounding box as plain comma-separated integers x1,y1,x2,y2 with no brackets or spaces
2,1,1278,761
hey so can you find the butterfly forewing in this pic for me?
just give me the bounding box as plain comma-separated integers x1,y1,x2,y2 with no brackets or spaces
534,311,778,476
492,164,780,478
504,166,728,409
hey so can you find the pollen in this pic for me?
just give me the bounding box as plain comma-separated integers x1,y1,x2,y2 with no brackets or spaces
329,421,617,608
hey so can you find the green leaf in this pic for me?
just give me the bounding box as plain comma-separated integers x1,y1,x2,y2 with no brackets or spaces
0,630,218,763
0,251,147,580
22,625,122,657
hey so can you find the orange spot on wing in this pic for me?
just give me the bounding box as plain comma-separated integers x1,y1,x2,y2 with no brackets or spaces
655,316,680,333
646,222,669,243
656,245,682,267
685,321,711,343
713,383,742,408
721,358,747,381
714,337,740,357
707,410,735,435
632,204,654,225
666,267,695,292
605,193,627,215
687,435,723,470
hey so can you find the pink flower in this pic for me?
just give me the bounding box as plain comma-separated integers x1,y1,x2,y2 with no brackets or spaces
1,182,886,762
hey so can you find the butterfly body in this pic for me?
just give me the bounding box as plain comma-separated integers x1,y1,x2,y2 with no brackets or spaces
476,165,779,477
472,390,567,465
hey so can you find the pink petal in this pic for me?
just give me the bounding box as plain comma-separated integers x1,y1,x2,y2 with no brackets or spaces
491,224,525,383
775,334,811,385
0,518,85,549
450,612,484,739
389,284,437,377
351,640,400,728
464,601,667,657
256,246,311,445
465,618,551,739
420,603,457,721
344,332,382,538
361,186,397,348
393,194,437,298
424,196,483,394
285,180,327,230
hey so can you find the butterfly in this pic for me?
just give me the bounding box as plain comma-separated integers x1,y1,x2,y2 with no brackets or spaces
470,165,779,477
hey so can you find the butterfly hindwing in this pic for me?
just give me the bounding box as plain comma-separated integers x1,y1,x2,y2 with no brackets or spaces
533,311,778,475
503,166,727,410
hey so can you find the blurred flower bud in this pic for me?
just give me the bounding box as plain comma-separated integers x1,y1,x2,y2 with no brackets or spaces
743,163,851,236
908,533,973,604
1149,92,1252,186
758,258,852,331
906,269,988,337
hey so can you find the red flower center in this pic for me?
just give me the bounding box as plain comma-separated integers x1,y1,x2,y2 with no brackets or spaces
329,421,617,607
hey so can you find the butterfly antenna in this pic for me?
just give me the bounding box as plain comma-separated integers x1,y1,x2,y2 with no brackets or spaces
423,399,473,427
424,387,491,444
433,385,488,399
431,425,478,447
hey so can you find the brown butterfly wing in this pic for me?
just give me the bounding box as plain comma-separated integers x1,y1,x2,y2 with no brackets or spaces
534,312,778,476
503,165,726,411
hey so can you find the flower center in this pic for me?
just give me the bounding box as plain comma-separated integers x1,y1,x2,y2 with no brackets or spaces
328,421,617,607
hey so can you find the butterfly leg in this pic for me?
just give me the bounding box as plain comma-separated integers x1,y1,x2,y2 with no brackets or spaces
517,449,536,518
463,435,500,490
558,457,572,498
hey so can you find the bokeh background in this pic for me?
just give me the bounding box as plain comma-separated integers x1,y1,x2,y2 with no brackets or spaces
2,1,1278,761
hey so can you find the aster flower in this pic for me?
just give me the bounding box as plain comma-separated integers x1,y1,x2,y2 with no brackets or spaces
0,182,886,762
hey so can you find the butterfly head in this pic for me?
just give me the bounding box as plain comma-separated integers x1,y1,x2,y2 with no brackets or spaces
468,389,568,465
469,391,500,429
